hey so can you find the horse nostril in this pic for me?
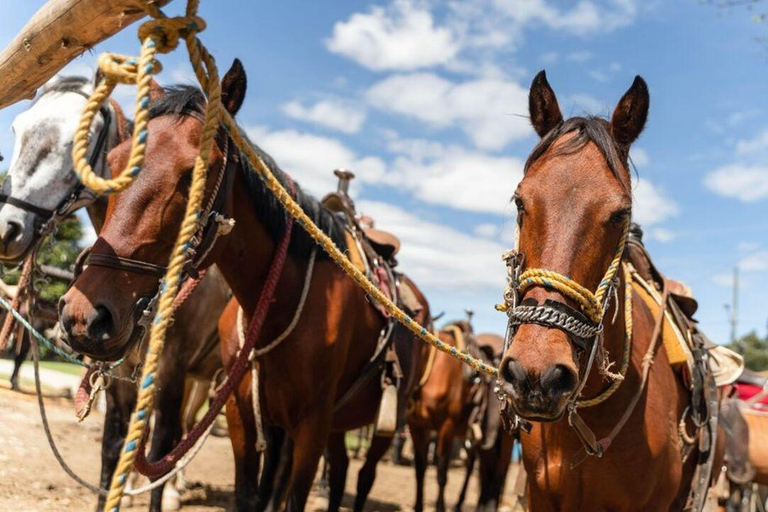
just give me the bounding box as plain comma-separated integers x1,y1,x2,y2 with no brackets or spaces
540,364,578,397
2,220,22,244
500,357,527,389
87,305,114,340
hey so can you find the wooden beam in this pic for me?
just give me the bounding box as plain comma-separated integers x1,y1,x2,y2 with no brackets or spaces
0,0,172,110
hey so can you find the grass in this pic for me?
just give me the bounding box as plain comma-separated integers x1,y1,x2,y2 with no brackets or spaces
37,360,85,376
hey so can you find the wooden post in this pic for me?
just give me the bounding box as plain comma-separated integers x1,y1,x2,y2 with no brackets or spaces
0,0,172,110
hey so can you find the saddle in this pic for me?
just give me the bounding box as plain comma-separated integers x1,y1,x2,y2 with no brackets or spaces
322,169,423,436
626,224,744,387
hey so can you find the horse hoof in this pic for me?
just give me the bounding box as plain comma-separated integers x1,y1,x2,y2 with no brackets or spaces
162,493,181,511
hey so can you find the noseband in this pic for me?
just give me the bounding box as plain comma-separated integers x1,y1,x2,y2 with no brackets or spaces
496,219,631,453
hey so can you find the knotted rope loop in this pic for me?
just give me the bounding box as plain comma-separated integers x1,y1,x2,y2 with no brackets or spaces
72,38,160,194
137,15,207,53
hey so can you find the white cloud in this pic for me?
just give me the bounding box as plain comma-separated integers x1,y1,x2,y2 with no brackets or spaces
282,98,366,134
567,50,592,62
385,135,523,214
245,126,385,197
357,200,507,291
366,73,531,150
735,128,768,157
740,250,768,272
632,179,679,227
492,0,637,36
704,164,768,202
648,228,675,243
326,0,459,71
712,272,734,288
474,223,500,238
631,147,649,168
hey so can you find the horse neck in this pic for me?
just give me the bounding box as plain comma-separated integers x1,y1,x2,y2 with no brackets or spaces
213,170,280,316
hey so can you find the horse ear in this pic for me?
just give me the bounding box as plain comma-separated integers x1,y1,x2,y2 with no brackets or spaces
529,70,563,138
610,76,649,147
149,79,165,101
221,58,247,116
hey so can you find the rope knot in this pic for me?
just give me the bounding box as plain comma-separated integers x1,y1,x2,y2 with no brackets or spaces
97,53,161,85
138,16,207,53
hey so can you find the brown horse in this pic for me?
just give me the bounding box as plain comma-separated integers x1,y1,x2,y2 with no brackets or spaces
496,71,718,510
59,59,430,511
455,333,515,512
409,320,474,512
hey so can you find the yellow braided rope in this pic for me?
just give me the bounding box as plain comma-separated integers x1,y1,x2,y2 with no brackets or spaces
577,263,633,408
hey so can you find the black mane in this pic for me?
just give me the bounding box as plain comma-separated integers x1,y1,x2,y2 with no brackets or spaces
149,86,347,260
524,116,630,193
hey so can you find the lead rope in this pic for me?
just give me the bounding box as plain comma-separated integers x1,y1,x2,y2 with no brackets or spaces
236,246,317,452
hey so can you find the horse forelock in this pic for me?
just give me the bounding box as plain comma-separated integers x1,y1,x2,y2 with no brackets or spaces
524,116,631,195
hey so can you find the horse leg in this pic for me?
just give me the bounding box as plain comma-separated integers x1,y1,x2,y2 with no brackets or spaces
435,421,456,512
353,433,392,512
10,331,29,390
286,412,332,512
456,447,476,512
411,424,430,512
327,432,349,512
225,375,261,512
96,378,136,512
147,369,185,512
266,434,294,512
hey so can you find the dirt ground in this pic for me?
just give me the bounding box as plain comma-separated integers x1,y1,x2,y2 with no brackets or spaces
0,386,521,511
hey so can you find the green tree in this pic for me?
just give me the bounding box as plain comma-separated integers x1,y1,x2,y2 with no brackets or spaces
1,215,84,301
729,331,768,372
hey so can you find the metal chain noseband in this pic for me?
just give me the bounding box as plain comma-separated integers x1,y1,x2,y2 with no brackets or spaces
508,301,601,349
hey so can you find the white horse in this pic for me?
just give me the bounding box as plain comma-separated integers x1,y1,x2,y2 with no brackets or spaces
0,75,118,262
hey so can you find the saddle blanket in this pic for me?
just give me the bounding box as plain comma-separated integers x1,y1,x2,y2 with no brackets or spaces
629,267,743,387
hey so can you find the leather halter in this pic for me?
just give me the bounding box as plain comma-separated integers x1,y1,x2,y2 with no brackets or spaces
0,88,112,229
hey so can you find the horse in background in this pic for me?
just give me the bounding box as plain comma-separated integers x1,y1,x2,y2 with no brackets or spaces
409,320,511,512
0,74,228,512
455,333,515,512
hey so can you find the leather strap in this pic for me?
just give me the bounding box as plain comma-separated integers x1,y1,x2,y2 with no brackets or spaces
85,252,167,278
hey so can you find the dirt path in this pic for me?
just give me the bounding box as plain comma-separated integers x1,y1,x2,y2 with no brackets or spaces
0,387,520,511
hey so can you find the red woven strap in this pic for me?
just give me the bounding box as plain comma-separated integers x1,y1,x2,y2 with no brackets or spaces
172,268,208,311
134,179,295,479
0,254,35,351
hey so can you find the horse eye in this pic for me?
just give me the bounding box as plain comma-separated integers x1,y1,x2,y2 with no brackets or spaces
609,208,631,225
513,195,525,213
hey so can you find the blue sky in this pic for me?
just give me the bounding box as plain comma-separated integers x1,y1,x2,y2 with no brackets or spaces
1,0,767,343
